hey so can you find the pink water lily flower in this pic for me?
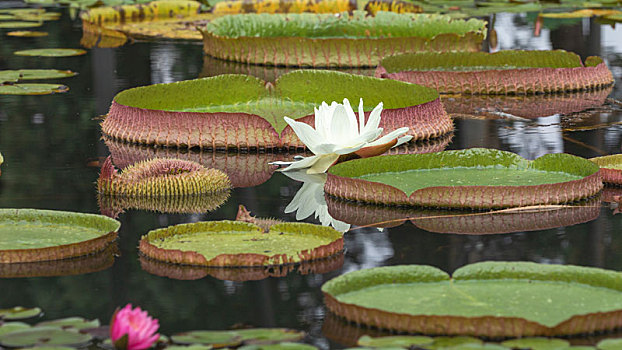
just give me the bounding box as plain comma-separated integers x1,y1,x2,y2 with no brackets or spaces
110,304,160,350
273,98,412,174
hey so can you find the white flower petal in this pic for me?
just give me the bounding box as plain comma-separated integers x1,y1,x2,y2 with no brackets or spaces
280,155,320,172
394,135,413,148
306,154,339,174
285,117,322,153
329,104,358,142
361,102,383,135
358,98,365,134
366,127,409,147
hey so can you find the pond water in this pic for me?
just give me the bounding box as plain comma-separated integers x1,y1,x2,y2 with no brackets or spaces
1,6,622,349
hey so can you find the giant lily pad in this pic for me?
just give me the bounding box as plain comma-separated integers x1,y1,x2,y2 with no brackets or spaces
0,209,120,263
590,154,622,185
0,327,92,347
325,148,602,209
201,11,486,67
212,0,356,15
322,261,622,337
376,50,614,94
102,70,452,149
139,221,343,267
326,197,600,233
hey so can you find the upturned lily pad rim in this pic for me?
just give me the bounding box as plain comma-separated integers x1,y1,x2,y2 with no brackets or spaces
322,261,622,337
325,148,602,209
0,209,121,263
139,220,343,267
590,154,622,185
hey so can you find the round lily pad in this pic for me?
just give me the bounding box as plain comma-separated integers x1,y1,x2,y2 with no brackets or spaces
597,338,622,350
37,317,100,330
6,30,48,37
426,336,483,349
0,83,69,95
376,50,614,94
0,322,31,336
0,209,120,263
0,326,92,347
235,328,305,344
238,343,317,350
140,221,343,267
172,330,242,347
0,307,42,320
0,21,42,28
590,154,622,185
325,196,600,234
322,262,622,337
0,69,76,83
14,48,87,57
201,12,486,67
501,337,569,350
357,335,433,348
103,70,452,149
325,148,602,209
166,345,213,350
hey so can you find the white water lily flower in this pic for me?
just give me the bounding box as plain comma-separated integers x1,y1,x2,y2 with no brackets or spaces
282,171,350,233
273,98,413,174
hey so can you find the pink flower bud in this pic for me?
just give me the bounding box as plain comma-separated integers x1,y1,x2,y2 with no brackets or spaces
110,304,160,350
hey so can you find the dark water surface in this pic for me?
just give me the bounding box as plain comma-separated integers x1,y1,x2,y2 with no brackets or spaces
1,7,622,349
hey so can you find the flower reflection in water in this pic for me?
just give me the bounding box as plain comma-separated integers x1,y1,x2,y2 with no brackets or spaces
282,170,350,233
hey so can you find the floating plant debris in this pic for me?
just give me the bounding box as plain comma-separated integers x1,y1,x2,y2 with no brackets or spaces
0,209,120,263
97,156,232,197
14,48,87,57
102,70,452,149
139,221,343,267
376,50,614,94
326,196,600,234
590,154,622,185
325,148,602,209
201,12,486,67
322,262,622,337
6,31,48,37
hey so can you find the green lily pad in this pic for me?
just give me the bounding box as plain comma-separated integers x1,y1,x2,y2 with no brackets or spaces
235,329,305,344
425,337,483,349
238,343,317,350
103,70,452,149
0,15,15,20
19,347,77,350
0,21,42,28
37,317,100,330
140,221,343,267
166,345,214,350
172,330,242,347
6,30,48,37
0,327,92,347
0,307,42,320
0,83,69,95
590,154,622,185
201,11,486,67
500,337,570,350
0,69,76,84
442,344,508,350
14,48,87,57
376,50,614,94
325,148,602,209
357,335,433,347
322,262,622,337
0,209,120,263
0,322,31,336
597,338,622,350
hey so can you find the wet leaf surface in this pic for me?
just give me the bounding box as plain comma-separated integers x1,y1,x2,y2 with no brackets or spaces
0,83,69,95
13,48,87,57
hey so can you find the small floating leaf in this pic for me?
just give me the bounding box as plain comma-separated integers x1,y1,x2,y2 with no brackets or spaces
0,21,42,28
6,30,48,37
238,343,317,350
0,307,42,320
236,328,305,344
172,330,242,347
357,335,433,348
426,337,483,349
166,345,214,350
37,317,101,331
0,322,31,336
500,337,569,350
14,48,86,57
597,338,622,350
0,83,69,95
0,69,76,83
0,15,15,20
0,327,92,347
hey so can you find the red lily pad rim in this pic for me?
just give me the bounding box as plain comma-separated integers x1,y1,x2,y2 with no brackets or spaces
322,261,622,337
590,154,622,185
